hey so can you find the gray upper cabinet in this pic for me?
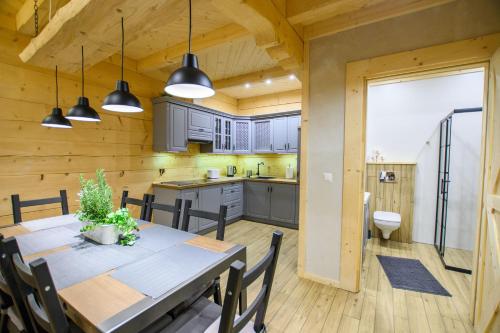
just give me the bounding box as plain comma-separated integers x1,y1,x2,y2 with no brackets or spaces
198,186,222,231
233,119,251,154
269,183,296,224
272,117,288,153
252,119,273,153
286,115,301,153
202,115,232,154
188,108,212,141
153,102,188,152
245,182,271,220
272,115,301,153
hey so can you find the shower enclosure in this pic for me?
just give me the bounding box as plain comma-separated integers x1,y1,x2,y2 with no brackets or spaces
434,107,482,274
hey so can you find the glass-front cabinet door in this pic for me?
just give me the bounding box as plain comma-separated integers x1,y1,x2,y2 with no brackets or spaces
213,116,224,153
223,118,233,153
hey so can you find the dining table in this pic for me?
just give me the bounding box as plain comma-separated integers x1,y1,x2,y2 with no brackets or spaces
0,214,247,333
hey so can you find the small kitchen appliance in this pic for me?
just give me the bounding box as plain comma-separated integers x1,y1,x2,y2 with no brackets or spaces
226,165,237,177
207,168,220,179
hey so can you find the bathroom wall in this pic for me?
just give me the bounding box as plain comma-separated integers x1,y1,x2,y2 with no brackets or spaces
366,71,484,247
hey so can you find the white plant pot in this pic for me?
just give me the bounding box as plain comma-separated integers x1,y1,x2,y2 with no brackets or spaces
83,224,120,245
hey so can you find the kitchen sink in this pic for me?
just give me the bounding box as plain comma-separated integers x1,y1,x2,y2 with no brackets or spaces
255,176,275,179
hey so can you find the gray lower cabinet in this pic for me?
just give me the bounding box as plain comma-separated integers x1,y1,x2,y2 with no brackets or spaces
269,184,297,224
222,183,243,220
245,182,271,220
245,181,298,227
180,189,199,232
198,186,222,230
153,102,188,152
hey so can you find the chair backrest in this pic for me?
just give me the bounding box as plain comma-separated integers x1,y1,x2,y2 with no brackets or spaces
120,191,150,221
0,234,37,333
0,236,38,332
11,190,69,224
219,231,283,333
145,196,183,228
181,200,228,241
3,237,69,333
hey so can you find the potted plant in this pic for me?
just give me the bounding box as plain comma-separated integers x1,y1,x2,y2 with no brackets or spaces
77,169,138,245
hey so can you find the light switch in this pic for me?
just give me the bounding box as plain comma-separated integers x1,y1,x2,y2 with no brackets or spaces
323,172,333,182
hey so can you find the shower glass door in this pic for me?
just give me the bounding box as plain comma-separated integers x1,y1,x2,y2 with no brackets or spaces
434,117,451,259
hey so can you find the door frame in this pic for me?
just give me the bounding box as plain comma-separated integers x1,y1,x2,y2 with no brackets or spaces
340,33,500,320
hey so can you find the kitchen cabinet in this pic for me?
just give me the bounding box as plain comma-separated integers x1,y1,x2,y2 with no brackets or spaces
222,182,243,220
201,115,233,154
188,108,212,142
269,183,297,224
180,189,199,232
252,119,273,153
198,186,222,231
273,116,301,153
245,181,298,227
233,119,252,154
245,182,271,219
153,102,188,152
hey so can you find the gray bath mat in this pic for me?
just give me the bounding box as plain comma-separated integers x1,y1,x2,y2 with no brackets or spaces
377,255,451,296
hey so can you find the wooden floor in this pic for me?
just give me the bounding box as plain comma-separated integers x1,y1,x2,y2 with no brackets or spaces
208,220,474,333
443,247,473,271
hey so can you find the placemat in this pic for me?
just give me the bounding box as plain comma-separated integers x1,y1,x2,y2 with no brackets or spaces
36,242,153,290
111,243,225,299
134,225,196,252
21,214,79,232
16,226,82,256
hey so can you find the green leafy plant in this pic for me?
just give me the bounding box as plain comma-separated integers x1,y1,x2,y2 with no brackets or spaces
77,169,113,224
107,208,139,246
77,170,138,246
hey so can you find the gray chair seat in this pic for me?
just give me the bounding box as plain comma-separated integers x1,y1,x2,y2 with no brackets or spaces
160,297,254,333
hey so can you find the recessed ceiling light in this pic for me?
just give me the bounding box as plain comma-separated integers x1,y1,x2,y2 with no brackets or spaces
244,83,251,88
265,79,272,85
289,74,296,80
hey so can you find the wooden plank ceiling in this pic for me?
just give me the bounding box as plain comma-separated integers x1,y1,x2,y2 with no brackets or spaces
3,0,454,99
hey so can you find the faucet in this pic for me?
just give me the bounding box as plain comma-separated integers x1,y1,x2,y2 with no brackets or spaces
256,162,264,176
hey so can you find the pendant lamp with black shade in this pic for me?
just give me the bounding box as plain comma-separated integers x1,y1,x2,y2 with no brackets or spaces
41,66,72,129
67,46,101,121
102,17,143,113
164,0,215,99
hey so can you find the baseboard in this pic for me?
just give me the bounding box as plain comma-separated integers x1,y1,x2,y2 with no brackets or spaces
242,215,299,230
300,271,340,288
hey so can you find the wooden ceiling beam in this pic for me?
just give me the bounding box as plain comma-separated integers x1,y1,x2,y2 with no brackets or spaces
213,67,294,90
287,0,386,26
304,0,455,40
137,23,250,73
16,0,70,35
210,0,304,70
18,0,184,73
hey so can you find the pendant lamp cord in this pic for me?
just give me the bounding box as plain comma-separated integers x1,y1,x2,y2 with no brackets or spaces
81,46,84,96
188,0,192,54
121,17,124,81
33,0,39,36
55,65,58,108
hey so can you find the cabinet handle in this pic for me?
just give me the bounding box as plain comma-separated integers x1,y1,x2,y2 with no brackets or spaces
267,186,270,192
233,144,235,150
270,144,273,151
198,128,204,132
196,191,199,199
270,186,273,193
221,188,223,194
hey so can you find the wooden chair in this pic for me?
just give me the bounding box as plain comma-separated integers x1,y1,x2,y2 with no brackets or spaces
181,200,228,242
174,200,228,308
145,196,183,228
161,231,283,333
11,190,69,224
3,236,82,333
0,235,36,332
120,190,150,221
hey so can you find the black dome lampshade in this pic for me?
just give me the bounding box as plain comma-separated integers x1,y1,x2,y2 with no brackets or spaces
67,46,101,121
164,0,214,99
41,66,72,129
102,17,143,113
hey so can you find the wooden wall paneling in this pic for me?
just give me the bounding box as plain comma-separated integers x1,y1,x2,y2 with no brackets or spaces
365,163,415,244
237,89,302,115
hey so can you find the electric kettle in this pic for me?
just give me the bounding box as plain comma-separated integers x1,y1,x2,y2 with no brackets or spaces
226,165,237,177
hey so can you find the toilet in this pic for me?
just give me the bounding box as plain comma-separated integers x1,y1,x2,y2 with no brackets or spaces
374,211,401,239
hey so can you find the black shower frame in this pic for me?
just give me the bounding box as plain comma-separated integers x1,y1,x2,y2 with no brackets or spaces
433,107,482,275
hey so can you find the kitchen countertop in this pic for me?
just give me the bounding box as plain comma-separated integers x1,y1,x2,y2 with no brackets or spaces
153,176,298,189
